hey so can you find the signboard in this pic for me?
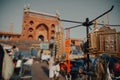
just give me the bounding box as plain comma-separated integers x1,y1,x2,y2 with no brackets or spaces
40,43,49,49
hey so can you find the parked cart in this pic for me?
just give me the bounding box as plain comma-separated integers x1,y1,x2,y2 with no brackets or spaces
19,58,33,80
11,58,33,80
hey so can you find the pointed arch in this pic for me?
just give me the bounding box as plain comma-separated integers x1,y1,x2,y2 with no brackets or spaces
36,23,49,41
28,35,33,40
36,23,48,31
28,27,33,32
38,35,44,41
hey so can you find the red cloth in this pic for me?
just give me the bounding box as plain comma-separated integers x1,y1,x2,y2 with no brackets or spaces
114,62,120,71
14,62,17,66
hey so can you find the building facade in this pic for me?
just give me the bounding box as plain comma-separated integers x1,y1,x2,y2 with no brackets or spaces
0,32,20,41
89,26,120,56
20,7,59,42
0,6,83,52
0,6,59,42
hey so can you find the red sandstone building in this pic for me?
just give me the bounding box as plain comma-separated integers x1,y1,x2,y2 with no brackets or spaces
20,7,59,42
0,6,82,47
0,7,59,42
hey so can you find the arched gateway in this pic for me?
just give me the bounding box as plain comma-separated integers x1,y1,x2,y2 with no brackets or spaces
36,23,48,41
19,7,58,42
38,35,44,41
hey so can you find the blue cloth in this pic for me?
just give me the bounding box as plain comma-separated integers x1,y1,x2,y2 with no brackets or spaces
31,48,37,57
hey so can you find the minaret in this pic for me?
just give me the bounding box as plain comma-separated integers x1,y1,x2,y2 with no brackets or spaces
10,23,13,33
24,4,30,11
102,17,105,27
93,20,98,31
107,13,110,26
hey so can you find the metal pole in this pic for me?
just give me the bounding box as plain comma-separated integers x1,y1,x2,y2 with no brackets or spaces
86,18,90,80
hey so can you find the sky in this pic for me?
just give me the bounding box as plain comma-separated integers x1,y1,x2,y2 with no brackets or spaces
0,0,120,39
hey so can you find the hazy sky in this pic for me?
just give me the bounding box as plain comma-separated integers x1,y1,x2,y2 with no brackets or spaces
0,0,120,39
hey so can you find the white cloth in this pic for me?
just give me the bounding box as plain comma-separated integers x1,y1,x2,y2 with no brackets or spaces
24,59,33,66
16,60,22,68
2,50,14,80
49,57,54,78
49,57,60,78
54,64,60,77
107,63,112,80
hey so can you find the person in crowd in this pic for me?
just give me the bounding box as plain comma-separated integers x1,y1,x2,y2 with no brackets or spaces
11,45,19,59
0,44,4,79
83,53,92,71
30,47,37,58
54,60,60,80
40,49,43,61
49,56,55,80
76,66,85,80
49,54,60,80
83,53,94,80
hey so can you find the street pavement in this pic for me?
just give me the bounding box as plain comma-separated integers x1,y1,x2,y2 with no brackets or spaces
32,61,65,80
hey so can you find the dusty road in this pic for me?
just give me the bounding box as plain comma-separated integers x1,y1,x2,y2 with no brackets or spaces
32,61,65,80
